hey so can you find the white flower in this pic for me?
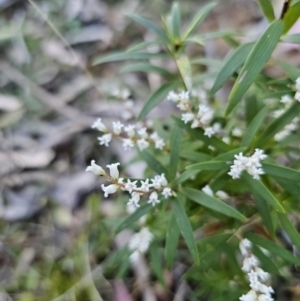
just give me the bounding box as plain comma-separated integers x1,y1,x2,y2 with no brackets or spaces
242,254,259,272
273,109,284,118
101,184,119,197
239,290,257,301
86,160,105,175
140,179,151,192
280,94,293,106
129,227,153,253
202,185,214,197
239,239,252,257
122,138,134,151
178,91,190,103
167,91,179,102
252,149,268,161
127,192,140,208
137,138,150,150
215,190,229,200
191,119,201,128
126,203,137,214
97,133,112,147
248,270,260,291
162,187,172,198
106,162,120,180
124,124,136,137
154,138,165,150
124,179,137,193
137,127,148,138
148,191,160,206
112,121,124,135
255,267,270,282
222,136,230,144
295,77,300,91
177,102,188,111
232,127,243,137
129,250,140,263
295,91,300,102
256,283,274,295
197,104,213,125
151,174,167,189
258,294,273,301
204,127,215,138
181,113,195,124
91,118,107,132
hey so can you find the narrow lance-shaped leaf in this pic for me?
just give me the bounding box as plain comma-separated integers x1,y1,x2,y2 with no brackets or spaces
182,188,246,221
138,81,178,120
127,14,169,42
186,161,228,171
277,61,300,81
278,213,300,252
138,150,167,175
165,213,180,269
182,2,216,39
256,102,300,146
282,3,300,34
246,233,300,265
242,173,285,212
241,105,269,147
115,204,152,233
172,195,199,265
169,126,182,181
262,163,300,182
170,2,181,41
120,63,174,78
210,42,254,95
171,169,199,187
176,56,192,91
225,20,284,116
281,33,300,44
275,179,300,201
150,244,166,288
257,0,276,22
253,193,275,238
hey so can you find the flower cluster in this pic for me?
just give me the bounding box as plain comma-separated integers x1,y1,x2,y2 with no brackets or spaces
167,91,215,138
91,118,166,151
239,239,274,301
228,149,267,180
86,160,173,209
202,185,229,200
128,227,154,262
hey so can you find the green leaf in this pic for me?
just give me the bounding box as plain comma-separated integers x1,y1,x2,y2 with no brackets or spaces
120,62,174,78
257,0,276,22
172,195,199,264
186,161,228,171
214,147,246,161
253,192,275,238
127,14,169,42
256,103,300,146
182,188,246,221
191,57,222,68
277,61,300,81
182,2,217,39
278,213,300,251
138,150,167,175
165,213,180,269
246,233,300,265
150,244,166,287
180,150,212,162
126,40,162,52
176,55,192,91
187,31,241,43
170,2,181,41
0,26,20,41
171,169,199,187
210,42,254,95
93,51,166,65
283,3,300,34
138,81,178,120
242,173,285,212
275,179,300,201
263,163,300,182
292,0,300,5
281,33,300,44
241,105,269,147
169,126,182,181
225,20,284,116
115,204,152,233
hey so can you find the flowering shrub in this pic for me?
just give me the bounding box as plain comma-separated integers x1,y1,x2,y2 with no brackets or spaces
87,1,300,300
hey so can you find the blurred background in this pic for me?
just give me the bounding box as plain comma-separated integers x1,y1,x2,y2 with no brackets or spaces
0,0,299,300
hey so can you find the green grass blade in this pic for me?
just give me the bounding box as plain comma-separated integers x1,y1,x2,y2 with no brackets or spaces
165,213,180,269
256,103,300,146
182,188,246,221
241,105,269,147
257,0,276,22
263,163,300,182
209,42,254,96
242,173,285,212
182,2,216,39
225,20,284,116
115,204,152,233
169,126,182,181
172,195,199,265
138,81,178,120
